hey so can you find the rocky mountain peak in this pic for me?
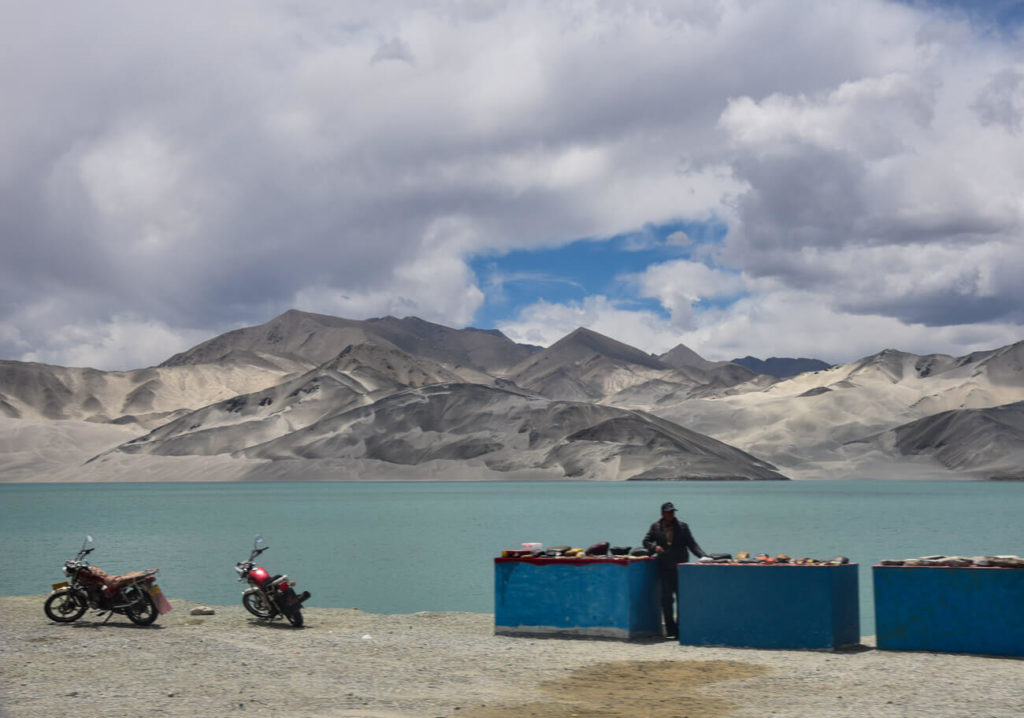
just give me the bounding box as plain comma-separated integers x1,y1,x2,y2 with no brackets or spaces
660,343,714,371
542,327,667,370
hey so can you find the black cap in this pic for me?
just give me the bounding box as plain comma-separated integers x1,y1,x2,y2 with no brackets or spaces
661,502,676,512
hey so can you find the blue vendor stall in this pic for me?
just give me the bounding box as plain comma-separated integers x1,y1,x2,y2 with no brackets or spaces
494,556,660,639
873,565,1024,657
676,563,860,650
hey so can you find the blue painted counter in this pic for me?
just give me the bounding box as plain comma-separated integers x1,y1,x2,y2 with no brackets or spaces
677,563,860,650
494,557,661,639
873,565,1024,656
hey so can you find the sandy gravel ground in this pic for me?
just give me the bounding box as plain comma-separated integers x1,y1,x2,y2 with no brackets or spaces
2,595,1022,718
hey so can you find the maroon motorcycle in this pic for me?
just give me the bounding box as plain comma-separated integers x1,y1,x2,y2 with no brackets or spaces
44,536,171,626
235,536,310,627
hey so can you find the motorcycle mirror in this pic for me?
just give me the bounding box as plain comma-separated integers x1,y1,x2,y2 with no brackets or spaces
254,534,264,548
81,535,93,549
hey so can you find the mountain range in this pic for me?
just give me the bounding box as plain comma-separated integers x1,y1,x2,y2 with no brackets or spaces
2,309,1023,482
730,356,833,378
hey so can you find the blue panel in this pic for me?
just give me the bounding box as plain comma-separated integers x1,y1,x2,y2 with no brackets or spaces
677,564,860,650
494,559,660,639
874,566,1024,657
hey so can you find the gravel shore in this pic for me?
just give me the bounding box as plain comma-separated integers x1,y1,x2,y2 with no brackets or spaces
2,595,1022,718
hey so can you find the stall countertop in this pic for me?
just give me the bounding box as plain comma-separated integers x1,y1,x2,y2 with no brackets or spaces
494,556,651,566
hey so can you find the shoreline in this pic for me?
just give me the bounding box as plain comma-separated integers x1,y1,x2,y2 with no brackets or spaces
0,475,992,484
3,596,1023,717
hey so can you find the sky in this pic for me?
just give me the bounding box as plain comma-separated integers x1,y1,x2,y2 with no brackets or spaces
2,0,1023,370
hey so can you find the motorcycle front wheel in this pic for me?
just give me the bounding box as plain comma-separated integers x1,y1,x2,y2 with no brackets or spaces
44,588,87,623
242,591,274,619
123,586,158,626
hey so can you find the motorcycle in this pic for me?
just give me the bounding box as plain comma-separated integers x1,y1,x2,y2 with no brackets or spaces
44,536,171,626
235,535,310,627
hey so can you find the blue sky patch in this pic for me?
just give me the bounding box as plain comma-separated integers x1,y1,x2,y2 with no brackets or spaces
906,0,1024,35
469,220,728,328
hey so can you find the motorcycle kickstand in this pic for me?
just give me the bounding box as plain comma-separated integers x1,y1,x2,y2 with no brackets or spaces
101,611,114,623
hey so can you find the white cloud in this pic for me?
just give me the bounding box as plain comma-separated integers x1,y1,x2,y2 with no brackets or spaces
293,238,485,328
2,0,1024,369
628,260,748,330
719,73,935,159
19,315,211,370
497,296,684,354
973,68,1024,133
498,281,1024,365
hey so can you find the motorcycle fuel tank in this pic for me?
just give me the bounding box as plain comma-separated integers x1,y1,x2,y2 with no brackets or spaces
250,566,270,585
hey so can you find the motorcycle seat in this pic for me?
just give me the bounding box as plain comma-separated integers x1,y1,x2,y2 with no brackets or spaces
103,569,158,589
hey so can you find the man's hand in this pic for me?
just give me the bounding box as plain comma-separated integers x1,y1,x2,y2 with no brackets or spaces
654,546,664,554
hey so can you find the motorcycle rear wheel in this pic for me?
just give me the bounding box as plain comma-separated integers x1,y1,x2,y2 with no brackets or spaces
44,588,87,623
243,591,274,619
284,607,303,627
123,586,158,626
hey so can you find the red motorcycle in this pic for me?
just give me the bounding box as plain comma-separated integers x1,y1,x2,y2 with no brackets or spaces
235,536,310,627
44,537,171,626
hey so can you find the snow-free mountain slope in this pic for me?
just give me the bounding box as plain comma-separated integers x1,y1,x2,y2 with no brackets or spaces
161,310,538,374
878,400,1024,478
732,356,833,378
5,309,1024,482
658,343,719,371
0,418,141,482
506,327,671,401
114,343,469,457
0,359,294,427
636,343,1024,478
234,382,787,481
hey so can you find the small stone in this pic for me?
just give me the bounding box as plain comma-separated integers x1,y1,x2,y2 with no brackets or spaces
190,606,215,616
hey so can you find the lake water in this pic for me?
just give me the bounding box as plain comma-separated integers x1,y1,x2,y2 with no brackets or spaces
2,480,1022,634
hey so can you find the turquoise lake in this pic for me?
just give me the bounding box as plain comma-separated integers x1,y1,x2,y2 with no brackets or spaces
2,480,1022,634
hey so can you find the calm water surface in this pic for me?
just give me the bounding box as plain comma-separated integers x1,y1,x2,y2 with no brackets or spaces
2,480,1022,634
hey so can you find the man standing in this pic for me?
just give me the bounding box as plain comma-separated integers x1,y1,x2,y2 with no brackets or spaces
643,501,707,638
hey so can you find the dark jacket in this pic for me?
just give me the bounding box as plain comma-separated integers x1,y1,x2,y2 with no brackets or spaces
643,517,706,572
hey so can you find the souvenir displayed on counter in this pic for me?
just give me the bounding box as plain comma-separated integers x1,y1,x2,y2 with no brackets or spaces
879,554,1024,568
497,542,655,560
695,552,853,565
